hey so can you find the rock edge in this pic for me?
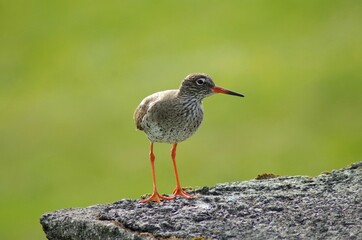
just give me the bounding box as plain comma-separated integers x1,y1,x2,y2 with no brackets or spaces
41,162,362,240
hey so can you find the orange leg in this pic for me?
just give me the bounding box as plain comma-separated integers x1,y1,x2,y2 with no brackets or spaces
140,143,173,203
170,143,197,199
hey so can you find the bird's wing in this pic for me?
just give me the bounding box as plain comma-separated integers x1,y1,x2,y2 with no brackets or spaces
133,93,160,131
134,90,178,131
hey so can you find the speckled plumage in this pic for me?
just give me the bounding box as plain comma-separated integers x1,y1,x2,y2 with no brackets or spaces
134,74,215,144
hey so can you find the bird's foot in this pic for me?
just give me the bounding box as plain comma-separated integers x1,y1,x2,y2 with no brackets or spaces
140,191,174,203
172,187,199,199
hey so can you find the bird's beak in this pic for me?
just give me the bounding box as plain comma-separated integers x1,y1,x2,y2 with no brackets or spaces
211,86,244,97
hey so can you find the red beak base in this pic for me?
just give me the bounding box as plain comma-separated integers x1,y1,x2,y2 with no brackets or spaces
211,86,244,97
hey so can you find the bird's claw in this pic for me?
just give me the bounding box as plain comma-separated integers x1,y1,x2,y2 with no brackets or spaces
140,191,174,203
172,187,199,199
140,188,200,203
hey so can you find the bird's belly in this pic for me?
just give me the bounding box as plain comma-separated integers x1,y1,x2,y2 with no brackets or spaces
143,112,203,144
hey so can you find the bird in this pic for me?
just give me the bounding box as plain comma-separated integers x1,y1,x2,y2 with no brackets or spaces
134,73,244,203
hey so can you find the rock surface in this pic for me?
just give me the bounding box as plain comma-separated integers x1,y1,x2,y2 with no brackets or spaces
41,162,362,240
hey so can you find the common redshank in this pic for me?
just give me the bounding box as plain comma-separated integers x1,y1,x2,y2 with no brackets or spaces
134,73,244,203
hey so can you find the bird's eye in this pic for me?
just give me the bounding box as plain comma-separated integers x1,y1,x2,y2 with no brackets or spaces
196,79,205,85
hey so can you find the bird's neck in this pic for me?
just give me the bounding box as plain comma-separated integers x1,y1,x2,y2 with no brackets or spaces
177,90,204,103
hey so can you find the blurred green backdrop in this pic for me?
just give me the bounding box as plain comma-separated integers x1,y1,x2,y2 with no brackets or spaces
1,1,361,239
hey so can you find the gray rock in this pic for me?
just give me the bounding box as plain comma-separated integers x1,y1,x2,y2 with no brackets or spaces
40,162,362,240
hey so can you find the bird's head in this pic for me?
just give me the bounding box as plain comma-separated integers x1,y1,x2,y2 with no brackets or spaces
179,73,244,100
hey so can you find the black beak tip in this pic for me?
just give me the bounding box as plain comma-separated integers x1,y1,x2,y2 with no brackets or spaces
230,91,244,97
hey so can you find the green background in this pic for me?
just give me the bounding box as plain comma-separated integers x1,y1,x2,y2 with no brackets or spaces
1,1,361,239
